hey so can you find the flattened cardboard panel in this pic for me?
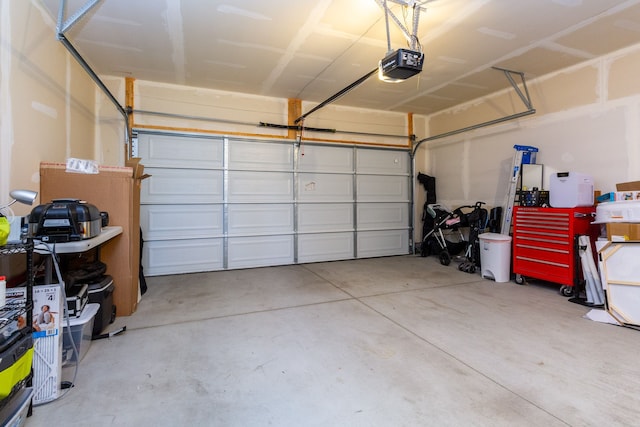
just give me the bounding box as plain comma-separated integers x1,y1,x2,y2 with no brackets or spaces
40,163,140,316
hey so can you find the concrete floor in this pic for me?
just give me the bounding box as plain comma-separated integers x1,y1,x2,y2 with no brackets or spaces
27,255,640,426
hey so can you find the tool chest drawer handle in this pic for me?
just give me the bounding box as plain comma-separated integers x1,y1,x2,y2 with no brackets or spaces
516,256,569,268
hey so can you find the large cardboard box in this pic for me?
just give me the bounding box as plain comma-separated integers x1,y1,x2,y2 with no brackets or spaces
39,161,148,316
606,222,640,241
616,181,640,191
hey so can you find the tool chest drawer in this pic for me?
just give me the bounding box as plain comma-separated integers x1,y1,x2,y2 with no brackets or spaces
512,206,596,289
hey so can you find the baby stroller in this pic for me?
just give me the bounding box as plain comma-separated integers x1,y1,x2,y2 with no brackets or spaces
456,201,489,273
420,203,467,266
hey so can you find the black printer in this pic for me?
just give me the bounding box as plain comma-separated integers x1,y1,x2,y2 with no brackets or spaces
28,199,105,243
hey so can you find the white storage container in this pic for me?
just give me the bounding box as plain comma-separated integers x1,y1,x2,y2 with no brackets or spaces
478,233,512,283
593,200,640,223
549,172,594,208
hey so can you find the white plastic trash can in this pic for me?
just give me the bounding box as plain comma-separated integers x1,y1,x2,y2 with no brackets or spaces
478,233,512,283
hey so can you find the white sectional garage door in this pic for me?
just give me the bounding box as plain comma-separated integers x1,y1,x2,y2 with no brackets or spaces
136,131,410,276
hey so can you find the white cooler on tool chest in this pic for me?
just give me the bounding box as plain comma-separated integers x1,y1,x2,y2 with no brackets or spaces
549,172,594,208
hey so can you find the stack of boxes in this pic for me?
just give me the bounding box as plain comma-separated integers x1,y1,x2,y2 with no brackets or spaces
595,181,640,241
595,181,640,329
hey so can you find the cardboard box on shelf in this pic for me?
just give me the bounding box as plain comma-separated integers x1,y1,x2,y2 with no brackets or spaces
616,181,640,191
39,161,149,316
606,222,640,241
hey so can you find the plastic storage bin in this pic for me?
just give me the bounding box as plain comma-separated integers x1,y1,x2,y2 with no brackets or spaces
62,303,99,365
478,233,512,283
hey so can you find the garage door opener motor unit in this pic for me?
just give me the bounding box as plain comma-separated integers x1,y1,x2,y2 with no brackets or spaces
379,49,424,80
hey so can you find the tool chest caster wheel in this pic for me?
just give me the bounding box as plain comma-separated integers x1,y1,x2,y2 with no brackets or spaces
515,274,526,285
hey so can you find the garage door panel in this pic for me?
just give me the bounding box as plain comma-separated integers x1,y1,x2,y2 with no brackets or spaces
137,131,411,275
298,203,353,232
142,168,223,204
298,145,353,173
357,203,409,230
138,133,224,169
228,171,293,202
144,238,224,275
356,149,409,175
228,140,293,171
298,173,353,202
227,235,294,269
357,175,409,202
228,204,294,235
298,232,354,263
141,204,223,240
357,230,409,258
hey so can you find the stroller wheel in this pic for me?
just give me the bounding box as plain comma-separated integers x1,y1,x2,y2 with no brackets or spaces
439,251,451,266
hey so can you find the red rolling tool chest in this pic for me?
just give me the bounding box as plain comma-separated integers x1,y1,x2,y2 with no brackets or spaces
512,206,598,295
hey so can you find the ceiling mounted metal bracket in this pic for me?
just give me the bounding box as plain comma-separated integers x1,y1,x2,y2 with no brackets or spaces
56,0,102,35
373,0,427,52
491,66,533,111
412,67,536,156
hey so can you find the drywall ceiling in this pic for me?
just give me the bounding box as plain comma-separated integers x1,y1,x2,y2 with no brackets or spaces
40,0,640,116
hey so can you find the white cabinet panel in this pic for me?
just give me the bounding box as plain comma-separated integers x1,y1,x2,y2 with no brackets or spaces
298,145,353,173
228,140,293,171
357,175,409,202
228,204,294,235
298,203,353,232
228,171,293,202
137,133,224,169
298,232,354,263
357,230,409,258
298,173,353,202
144,238,224,276
356,149,409,175
142,168,223,204
141,204,223,240
228,235,294,269
358,203,409,230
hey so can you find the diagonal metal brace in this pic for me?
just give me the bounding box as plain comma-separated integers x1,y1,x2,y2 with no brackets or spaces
492,66,533,111
55,0,127,120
